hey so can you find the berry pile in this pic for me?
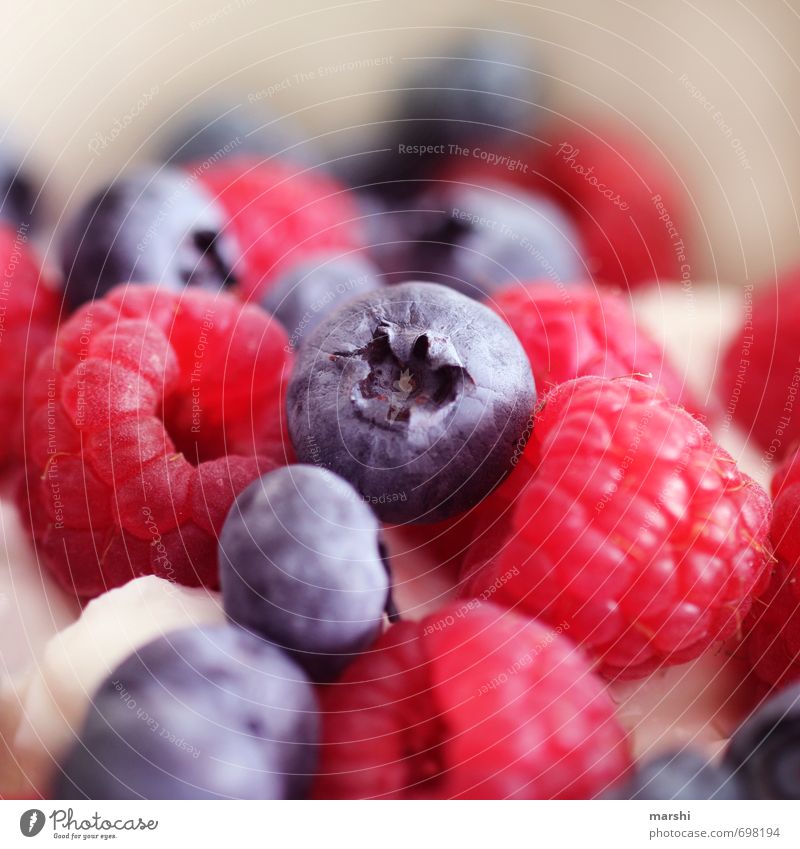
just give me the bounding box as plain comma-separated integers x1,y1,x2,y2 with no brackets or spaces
1,29,800,804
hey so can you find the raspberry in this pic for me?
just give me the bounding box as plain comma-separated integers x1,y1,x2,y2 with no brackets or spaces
0,226,59,471
738,562,800,695
195,159,363,302
487,281,701,414
529,127,688,288
18,284,291,599
718,268,800,461
769,442,800,567
463,377,772,678
314,602,630,799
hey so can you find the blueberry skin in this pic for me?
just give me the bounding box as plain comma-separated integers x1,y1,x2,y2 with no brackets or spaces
53,625,318,800
606,750,742,800
350,34,543,195
219,465,389,681
60,167,239,309
287,281,536,523
158,103,312,168
394,33,543,148
262,253,383,348
724,683,800,799
0,143,38,230
371,184,583,299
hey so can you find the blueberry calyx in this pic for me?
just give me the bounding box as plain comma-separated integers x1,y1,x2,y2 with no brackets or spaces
190,228,237,289
344,320,472,428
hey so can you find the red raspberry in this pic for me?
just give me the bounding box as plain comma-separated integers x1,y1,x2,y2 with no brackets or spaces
718,268,800,461
487,281,701,414
195,159,362,302
18,284,291,599
769,442,800,567
530,127,688,288
0,226,59,471
314,602,630,799
462,377,772,679
738,562,800,695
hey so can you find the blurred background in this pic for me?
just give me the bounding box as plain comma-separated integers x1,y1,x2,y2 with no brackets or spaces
2,0,800,287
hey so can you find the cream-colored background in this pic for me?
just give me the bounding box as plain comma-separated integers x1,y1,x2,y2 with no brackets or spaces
3,0,800,286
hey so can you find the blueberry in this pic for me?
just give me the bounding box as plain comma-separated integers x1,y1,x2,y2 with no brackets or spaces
262,253,383,348
606,750,742,800
158,101,312,168
287,281,536,523
60,167,239,309
53,624,318,800
0,134,39,230
349,33,543,194
369,183,583,299
724,683,800,799
394,32,543,150
219,465,390,681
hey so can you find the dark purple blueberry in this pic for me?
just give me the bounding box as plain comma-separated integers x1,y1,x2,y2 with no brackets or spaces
53,625,318,800
394,33,543,148
606,750,742,800
370,183,583,299
724,683,800,799
60,167,239,309
0,136,39,230
158,102,313,168
219,465,390,681
262,253,383,348
287,281,536,523
346,33,544,195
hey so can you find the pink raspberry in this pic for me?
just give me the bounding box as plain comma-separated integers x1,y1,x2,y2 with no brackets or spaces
529,126,689,288
718,267,800,460
738,561,800,696
195,158,363,301
769,442,800,567
0,226,60,471
314,602,631,799
487,281,701,415
19,284,291,598
462,377,772,678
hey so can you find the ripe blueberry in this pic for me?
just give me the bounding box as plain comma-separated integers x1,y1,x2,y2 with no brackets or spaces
158,101,312,168
606,750,742,800
287,281,536,523
724,683,800,799
60,167,239,308
261,252,383,347
371,183,582,299
219,465,391,681
54,624,318,800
